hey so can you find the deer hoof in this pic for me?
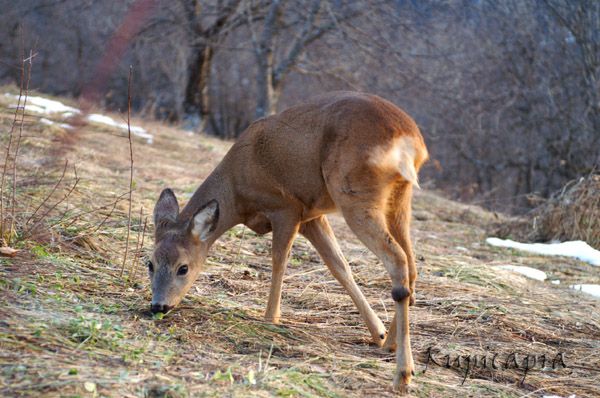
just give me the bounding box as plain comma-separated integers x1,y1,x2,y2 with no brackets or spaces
393,368,414,395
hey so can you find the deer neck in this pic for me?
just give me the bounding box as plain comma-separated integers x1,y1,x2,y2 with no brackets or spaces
177,166,241,246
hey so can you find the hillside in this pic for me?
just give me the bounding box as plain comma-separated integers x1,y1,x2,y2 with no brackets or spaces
0,90,599,398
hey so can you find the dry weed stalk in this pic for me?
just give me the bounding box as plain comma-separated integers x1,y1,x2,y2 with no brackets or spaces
120,66,135,277
130,212,148,282
22,165,80,239
0,47,28,246
494,172,600,249
10,50,34,243
130,206,143,279
0,47,83,248
24,160,69,226
60,191,130,233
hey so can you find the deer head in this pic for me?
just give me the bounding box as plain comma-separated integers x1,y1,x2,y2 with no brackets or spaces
148,188,219,314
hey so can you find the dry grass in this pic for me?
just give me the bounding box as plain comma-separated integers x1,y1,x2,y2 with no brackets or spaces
0,88,599,397
492,174,600,250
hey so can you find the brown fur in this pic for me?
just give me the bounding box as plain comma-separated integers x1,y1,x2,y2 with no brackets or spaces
151,91,428,393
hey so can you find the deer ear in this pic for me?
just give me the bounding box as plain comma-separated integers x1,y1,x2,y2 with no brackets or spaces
190,200,219,242
154,188,179,235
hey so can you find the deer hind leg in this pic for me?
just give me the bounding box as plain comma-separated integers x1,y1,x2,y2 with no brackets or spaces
388,182,417,306
264,213,300,324
301,216,386,346
383,182,417,352
339,203,415,393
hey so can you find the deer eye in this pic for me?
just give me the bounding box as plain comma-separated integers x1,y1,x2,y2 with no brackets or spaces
177,265,189,276
147,260,154,273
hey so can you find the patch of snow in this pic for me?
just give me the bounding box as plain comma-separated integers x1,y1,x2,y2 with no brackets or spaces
551,280,560,285
496,265,547,281
28,95,80,114
570,284,600,298
62,111,77,118
543,395,576,398
87,113,153,144
5,93,80,116
9,103,47,114
87,113,118,126
5,93,153,144
455,246,469,252
486,238,600,266
38,117,73,130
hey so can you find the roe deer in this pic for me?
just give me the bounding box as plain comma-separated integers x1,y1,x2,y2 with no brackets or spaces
149,91,428,392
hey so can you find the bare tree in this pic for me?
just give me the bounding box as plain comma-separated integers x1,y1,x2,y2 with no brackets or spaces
181,0,243,132
245,0,359,118
542,0,600,165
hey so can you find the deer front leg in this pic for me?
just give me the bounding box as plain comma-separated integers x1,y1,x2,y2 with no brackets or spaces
264,215,299,324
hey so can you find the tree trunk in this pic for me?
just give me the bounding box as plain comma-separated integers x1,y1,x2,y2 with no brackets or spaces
255,50,275,119
269,84,280,116
255,64,281,118
184,45,214,132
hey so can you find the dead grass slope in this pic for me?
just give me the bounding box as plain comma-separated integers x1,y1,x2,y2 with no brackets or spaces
0,91,599,398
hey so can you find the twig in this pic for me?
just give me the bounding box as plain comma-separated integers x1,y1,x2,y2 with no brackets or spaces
0,45,25,245
264,343,274,374
90,198,121,233
131,216,148,283
120,66,134,278
58,191,130,232
129,206,144,280
10,49,33,244
24,160,69,226
229,225,247,272
22,165,80,239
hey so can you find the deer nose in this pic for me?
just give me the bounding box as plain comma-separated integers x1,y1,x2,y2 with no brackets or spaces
150,303,172,314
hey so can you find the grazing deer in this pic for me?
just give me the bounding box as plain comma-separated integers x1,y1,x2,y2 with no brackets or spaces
149,91,428,392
